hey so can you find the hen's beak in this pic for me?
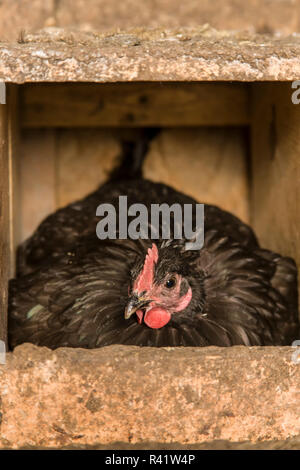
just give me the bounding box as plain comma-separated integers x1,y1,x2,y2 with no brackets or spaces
125,294,151,320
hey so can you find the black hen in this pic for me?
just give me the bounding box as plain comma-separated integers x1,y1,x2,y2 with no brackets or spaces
9,131,299,348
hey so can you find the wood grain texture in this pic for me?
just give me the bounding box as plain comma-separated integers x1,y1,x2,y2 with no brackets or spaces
19,130,56,241
7,85,20,278
144,128,249,223
20,83,250,128
56,127,249,222
0,102,9,343
20,126,250,240
19,128,123,240
56,129,120,208
251,82,300,306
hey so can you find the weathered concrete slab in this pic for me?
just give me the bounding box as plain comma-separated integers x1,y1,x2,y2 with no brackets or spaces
0,343,299,449
1,27,300,82
0,0,299,41
54,0,300,36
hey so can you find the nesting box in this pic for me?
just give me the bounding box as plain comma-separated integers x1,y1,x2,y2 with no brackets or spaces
0,25,300,448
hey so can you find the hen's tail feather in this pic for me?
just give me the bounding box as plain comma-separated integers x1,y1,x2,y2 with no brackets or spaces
108,128,160,182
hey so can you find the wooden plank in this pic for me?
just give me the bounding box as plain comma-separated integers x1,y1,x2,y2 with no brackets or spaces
56,129,120,208
7,85,20,278
55,127,249,222
144,128,249,223
20,82,250,128
0,85,19,342
0,95,9,343
19,129,147,240
19,130,56,242
250,82,300,305
20,125,249,239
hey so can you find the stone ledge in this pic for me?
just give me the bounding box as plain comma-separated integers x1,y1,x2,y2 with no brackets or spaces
2,27,300,82
0,0,298,41
0,343,299,449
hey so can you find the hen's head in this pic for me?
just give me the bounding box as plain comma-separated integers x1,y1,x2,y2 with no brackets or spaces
125,242,205,329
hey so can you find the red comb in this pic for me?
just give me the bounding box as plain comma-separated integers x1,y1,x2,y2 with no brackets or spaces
134,243,158,293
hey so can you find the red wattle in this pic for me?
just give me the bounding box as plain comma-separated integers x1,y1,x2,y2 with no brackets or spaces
144,307,171,329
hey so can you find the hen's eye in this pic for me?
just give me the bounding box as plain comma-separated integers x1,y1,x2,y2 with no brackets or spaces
165,277,177,289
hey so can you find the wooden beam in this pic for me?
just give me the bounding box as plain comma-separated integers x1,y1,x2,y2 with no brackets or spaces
7,85,20,278
20,83,250,128
0,85,19,343
250,82,300,307
0,92,9,343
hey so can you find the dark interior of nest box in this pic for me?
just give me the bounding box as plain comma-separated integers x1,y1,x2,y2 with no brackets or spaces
1,80,299,343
